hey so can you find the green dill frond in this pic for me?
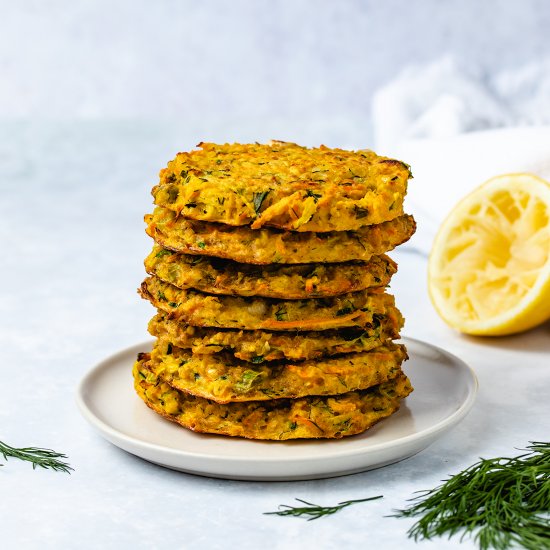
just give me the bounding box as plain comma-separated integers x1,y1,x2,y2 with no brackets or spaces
264,495,383,521
0,440,73,473
393,442,550,550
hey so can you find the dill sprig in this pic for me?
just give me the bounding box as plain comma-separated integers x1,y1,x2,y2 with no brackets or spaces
264,495,383,521
393,442,550,550
0,440,73,473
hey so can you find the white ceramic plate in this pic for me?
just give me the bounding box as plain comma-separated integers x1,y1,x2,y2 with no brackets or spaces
76,337,477,481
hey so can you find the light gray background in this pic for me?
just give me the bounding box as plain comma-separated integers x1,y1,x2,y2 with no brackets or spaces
3,0,550,146
2,3,550,549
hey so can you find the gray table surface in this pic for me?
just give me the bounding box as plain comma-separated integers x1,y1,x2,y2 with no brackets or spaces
0,122,548,549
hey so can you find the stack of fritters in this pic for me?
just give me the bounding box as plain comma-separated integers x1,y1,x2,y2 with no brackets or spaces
134,141,416,440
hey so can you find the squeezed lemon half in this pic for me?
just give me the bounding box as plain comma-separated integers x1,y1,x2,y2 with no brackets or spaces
428,173,550,335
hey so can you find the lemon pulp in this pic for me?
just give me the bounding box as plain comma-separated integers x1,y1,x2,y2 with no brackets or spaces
428,173,550,335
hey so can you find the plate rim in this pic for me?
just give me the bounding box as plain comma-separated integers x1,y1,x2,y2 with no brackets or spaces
76,336,478,468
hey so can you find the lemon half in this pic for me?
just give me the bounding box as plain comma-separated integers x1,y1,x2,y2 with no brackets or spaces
428,173,550,335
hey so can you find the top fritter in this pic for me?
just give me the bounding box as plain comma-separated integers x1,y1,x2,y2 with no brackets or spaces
152,141,411,232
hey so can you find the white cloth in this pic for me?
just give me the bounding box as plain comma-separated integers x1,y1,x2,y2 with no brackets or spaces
372,57,550,255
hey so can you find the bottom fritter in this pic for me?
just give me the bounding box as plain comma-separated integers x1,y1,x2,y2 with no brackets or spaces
133,354,413,440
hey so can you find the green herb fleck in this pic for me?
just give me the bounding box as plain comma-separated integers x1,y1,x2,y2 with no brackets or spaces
274,307,287,321
166,186,179,202
264,496,383,521
251,356,264,364
253,191,269,214
235,370,262,392
155,249,174,258
157,290,167,301
372,314,383,329
306,189,322,202
168,301,179,308
336,301,356,316
197,241,206,249
354,205,369,219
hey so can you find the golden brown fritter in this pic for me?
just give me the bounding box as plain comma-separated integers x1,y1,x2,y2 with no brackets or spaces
150,339,407,403
145,245,397,299
148,311,403,362
145,207,416,265
153,141,411,232
134,353,413,440
139,275,397,331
